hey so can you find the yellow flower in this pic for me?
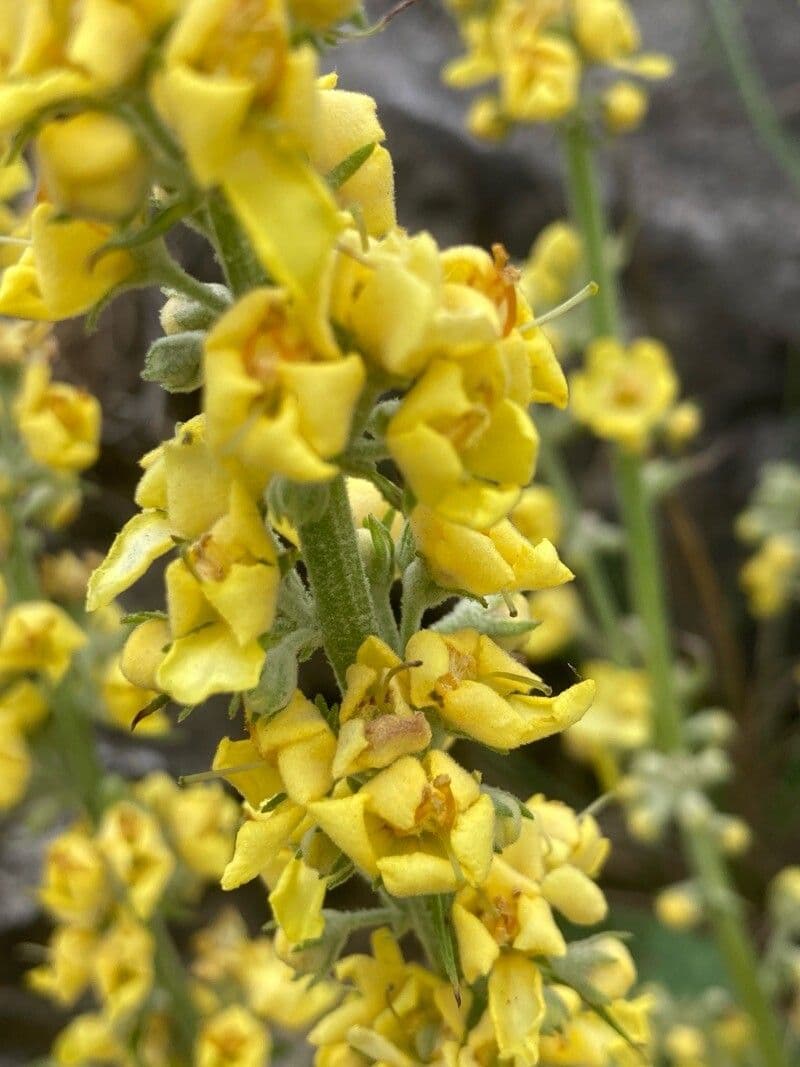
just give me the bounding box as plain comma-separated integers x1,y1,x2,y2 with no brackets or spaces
387,351,537,529
0,677,48,734
39,827,110,926
52,1012,128,1067
0,203,136,321
0,1,178,134
309,928,466,1066
96,801,175,918
310,749,495,896
334,635,431,779
489,953,546,1066
153,0,313,183
411,504,572,596
14,359,100,473
0,600,86,681
564,660,651,785
101,656,169,735
570,337,679,452
37,111,149,222
154,0,342,300
405,628,595,749
330,233,537,383
521,221,583,310
217,691,336,890
740,534,799,618
314,79,396,237
196,1006,271,1067
28,925,98,1006
655,884,703,931
539,991,652,1066
86,415,234,612
0,722,30,810
204,287,365,487
602,79,648,134
665,399,702,449
511,485,563,545
166,780,240,881
445,3,580,128
40,549,102,603
93,915,154,1022
520,586,582,660
239,933,339,1025
573,0,639,63
454,793,608,979
119,617,171,692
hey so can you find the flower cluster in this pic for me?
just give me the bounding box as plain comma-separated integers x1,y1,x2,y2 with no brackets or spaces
736,462,800,619
28,772,241,1063
442,0,673,139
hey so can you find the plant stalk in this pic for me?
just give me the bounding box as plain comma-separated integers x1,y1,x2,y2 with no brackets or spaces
561,111,789,1067
296,476,380,689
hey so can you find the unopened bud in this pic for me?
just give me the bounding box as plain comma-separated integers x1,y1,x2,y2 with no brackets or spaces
159,286,230,335
655,883,703,930
142,332,204,394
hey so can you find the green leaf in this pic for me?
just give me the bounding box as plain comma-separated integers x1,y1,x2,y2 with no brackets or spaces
131,694,170,732
121,610,168,626
432,595,539,638
141,331,204,393
89,192,203,267
326,142,376,190
247,626,322,719
428,894,461,1000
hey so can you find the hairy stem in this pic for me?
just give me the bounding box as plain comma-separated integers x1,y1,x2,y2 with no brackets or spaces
296,477,379,688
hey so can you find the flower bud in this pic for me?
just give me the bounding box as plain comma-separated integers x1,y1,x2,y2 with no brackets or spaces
602,80,648,134
655,883,703,930
142,332,204,394
159,286,230,336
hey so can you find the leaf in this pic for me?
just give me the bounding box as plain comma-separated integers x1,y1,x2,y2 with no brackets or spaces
247,625,322,719
428,894,461,1001
131,694,170,732
432,595,539,638
326,142,376,190
89,192,203,267
121,610,168,626
176,705,196,723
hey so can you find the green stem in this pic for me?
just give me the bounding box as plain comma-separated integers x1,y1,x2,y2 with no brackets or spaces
613,451,682,749
206,190,269,296
51,674,105,822
705,0,800,197
562,116,621,337
683,824,789,1067
296,476,379,689
150,245,231,314
151,914,199,1063
562,112,789,1067
538,437,629,664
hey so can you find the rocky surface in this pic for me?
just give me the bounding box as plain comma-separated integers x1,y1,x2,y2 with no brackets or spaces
3,1,800,1061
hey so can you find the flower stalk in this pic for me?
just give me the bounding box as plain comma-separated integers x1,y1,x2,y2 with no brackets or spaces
561,110,790,1067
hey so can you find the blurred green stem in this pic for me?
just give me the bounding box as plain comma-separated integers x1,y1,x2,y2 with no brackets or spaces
561,112,789,1067
538,437,630,664
705,0,800,197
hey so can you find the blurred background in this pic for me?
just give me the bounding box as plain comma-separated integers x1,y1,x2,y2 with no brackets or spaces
2,0,799,1061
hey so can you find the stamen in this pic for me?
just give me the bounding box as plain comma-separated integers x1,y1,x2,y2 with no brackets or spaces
522,281,599,329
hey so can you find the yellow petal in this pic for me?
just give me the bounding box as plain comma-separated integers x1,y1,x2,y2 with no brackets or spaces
86,511,173,611
488,954,545,1065
157,622,265,705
